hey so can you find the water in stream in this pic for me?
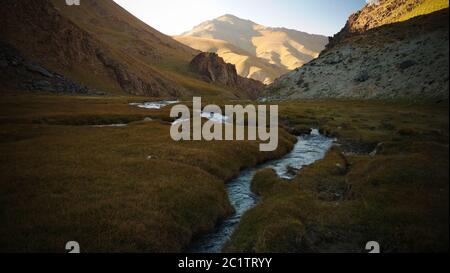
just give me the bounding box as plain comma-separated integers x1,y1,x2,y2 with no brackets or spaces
129,101,334,252
129,100,179,109
188,129,334,253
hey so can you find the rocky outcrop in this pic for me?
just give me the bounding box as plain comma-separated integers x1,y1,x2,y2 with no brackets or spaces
191,53,239,87
266,6,449,101
190,53,265,99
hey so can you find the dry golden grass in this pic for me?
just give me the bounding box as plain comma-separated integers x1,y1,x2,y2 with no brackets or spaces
226,100,449,253
1,94,448,253
0,93,295,252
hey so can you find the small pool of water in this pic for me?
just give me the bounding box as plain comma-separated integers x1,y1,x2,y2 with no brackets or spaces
130,100,179,109
92,124,127,128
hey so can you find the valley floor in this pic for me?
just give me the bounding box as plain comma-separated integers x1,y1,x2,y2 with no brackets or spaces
227,100,449,252
0,93,295,252
0,94,448,252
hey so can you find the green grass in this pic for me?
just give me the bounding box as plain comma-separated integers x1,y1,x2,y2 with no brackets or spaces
398,0,449,22
225,100,449,253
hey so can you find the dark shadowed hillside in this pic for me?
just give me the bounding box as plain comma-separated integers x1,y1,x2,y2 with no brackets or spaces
0,0,257,98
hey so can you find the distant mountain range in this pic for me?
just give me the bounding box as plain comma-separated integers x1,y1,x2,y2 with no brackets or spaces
175,15,328,84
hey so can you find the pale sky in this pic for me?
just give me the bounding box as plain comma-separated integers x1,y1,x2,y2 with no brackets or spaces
113,0,367,36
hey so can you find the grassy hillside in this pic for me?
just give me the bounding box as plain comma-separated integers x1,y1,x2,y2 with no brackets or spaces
51,0,197,63
51,0,248,98
0,0,247,99
396,0,448,22
344,0,449,34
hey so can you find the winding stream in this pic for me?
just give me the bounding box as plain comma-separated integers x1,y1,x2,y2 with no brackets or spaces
129,101,334,253
188,129,334,253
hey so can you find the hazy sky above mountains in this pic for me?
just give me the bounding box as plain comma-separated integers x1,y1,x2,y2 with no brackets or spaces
113,0,367,36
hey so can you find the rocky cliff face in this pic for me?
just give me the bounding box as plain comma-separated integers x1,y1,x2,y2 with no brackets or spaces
190,53,265,99
267,2,449,101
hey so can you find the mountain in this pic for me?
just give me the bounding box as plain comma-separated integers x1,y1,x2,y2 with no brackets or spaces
0,0,251,98
328,0,450,48
175,15,328,84
267,0,449,100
